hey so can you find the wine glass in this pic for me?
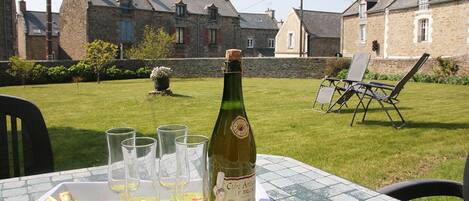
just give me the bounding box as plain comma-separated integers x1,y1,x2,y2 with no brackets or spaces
121,137,158,201
175,135,209,201
157,124,188,201
106,128,136,194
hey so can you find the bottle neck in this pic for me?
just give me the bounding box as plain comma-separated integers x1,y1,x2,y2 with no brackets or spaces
221,72,244,110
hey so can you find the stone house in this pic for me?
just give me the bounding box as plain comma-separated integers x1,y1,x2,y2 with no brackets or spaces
342,0,469,58
0,0,17,60
239,9,279,57
16,1,60,60
59,0,241,60
275,9,341,57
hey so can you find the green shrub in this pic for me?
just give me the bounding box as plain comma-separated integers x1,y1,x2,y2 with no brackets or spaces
30,64,49,84
122,69,136,79
69,61,94,81
7,56,35,86
105,66,123,80
434,57,459,80
337,69,348,79
136,67,151,78
324,58,351,77
48,66,70,83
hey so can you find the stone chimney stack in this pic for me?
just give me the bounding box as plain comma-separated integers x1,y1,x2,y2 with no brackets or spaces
19,0,26,13
265,8,275,20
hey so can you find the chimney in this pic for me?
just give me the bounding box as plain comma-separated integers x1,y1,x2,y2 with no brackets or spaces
277,20,284,29
265,8,275,20
19,0,26,13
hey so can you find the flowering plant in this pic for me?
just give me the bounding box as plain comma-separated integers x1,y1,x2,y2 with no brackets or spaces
150,66,172,80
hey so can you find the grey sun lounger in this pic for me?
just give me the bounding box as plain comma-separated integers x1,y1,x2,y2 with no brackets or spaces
350,53,430,129
313,53,371,113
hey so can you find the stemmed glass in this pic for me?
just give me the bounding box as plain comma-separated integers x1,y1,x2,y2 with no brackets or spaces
121,137,158,201
175,135,209,201
157,125,188,201
106,128,136,194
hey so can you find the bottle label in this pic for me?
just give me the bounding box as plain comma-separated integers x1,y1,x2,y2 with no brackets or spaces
213,172,256,201
230,116,250,139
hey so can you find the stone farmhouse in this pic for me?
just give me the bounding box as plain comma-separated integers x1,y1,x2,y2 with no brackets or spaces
275,9,341,57
16,1,60,60
239,9,278,57
0,0,17,60
342,0,469,58
59,0,280,60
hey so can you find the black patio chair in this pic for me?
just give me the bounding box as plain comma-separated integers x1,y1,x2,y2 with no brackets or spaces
350,53,430,128
313,53,371,112
0,94,54,179
378,152,468,200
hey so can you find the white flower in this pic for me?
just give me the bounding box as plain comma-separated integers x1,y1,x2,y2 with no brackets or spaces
150,66,172,80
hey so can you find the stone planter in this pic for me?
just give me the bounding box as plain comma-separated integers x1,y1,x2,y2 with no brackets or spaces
154,77,170,91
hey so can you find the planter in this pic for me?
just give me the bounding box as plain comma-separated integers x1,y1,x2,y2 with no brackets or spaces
154,77,170,91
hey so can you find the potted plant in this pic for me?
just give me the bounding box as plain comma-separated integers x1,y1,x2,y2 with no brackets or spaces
150,66,172,91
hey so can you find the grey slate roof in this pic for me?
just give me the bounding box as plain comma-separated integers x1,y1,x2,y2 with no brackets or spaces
368,0,395,13
90,0,239,17
24,11,60,36
239,13,278,30
294,9,341,38
343,1,360,16
388,0,458,10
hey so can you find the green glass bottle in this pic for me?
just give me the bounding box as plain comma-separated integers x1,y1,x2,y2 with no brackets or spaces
208,49,257,201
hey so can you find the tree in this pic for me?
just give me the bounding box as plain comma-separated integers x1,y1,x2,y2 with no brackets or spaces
83,40,118,83
127,26,175,60
7,56,35,87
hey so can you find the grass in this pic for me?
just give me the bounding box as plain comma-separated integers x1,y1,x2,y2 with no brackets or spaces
1,78,469,200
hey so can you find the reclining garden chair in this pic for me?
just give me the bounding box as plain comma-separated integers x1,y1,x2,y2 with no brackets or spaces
313,53,371,112
350,53,430,129
378,151,468,200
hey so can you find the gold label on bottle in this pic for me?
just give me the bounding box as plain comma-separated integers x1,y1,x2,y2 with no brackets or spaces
230,116,250,139
213,172,256,201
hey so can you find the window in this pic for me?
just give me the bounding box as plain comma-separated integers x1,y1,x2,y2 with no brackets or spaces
268,38,275,48
209,29,217,45
359,2,367,19
287,32,294,49
419,0,429,10
418,18,429,42
360,24,366,43
33,29,42,34
120,20,134,42
176,4,186,17
247,38,254,48
176,27,184,44
208,5,218,21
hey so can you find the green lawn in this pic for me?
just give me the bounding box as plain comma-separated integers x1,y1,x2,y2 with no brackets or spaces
1,78,468,200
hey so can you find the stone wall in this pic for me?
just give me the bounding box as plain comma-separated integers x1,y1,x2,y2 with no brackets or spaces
342,13,385,58
1,56,469,86
309,37,340,57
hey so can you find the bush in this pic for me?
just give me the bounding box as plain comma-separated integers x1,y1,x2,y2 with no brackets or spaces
122,69,136,79
30,64,49,84
337,69,348,79
69,61,94,81
324,58,351,77
434,57,459,81
48,66,70,83
8,56,35,86
136,67,151,78
105,66,123,80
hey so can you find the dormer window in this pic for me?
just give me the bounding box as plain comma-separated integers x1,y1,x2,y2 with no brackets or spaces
176,1,187,17
419,0,429,10
358,0,367,19
208,4,218,21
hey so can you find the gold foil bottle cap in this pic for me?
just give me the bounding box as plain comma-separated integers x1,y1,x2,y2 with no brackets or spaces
226,49,242,61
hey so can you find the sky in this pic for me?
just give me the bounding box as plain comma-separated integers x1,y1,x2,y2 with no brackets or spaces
17,0,353,21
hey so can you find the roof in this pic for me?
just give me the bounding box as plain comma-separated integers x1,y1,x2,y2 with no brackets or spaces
294,9,341,38
89,0,239,17
388,0,458,11
24,11,60,36
239,13,278,30
368,0,395,13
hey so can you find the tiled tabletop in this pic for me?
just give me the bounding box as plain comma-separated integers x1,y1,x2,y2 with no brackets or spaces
0,154,398,201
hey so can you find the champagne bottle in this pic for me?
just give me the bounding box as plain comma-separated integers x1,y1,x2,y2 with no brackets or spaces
208,49,257,201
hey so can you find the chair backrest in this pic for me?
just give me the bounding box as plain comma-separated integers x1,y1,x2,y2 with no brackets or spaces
346,53,371,82
389,53,430,98
0,94,54,179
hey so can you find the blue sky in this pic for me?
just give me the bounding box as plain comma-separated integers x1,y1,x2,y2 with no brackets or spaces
18,0,353,21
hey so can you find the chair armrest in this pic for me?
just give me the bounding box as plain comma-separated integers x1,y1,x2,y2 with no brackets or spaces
324,76,341,82
355,82,394,91
342,79,359,84
369,81,396,88
378,179,463,200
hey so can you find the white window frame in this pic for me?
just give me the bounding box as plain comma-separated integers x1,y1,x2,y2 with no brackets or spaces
414,15,432,43
359,24,366,44
419,0,429,11
247,38,254,48
268,38,275,48
287,32,294,49
176,27,184,44
359,1,367,20
417,19,429,42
